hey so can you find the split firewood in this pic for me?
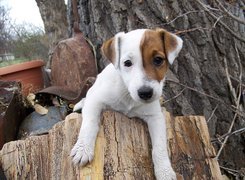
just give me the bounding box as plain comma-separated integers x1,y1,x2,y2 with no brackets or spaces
0,110,222,179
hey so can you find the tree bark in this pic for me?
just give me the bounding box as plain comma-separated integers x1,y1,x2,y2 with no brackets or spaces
67,0,245,172
35,0,68,66
0,111,222,180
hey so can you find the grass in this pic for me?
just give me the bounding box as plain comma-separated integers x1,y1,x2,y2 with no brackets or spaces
0,58,30,68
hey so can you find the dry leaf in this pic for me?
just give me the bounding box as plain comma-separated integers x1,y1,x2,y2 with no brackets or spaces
27,93,36,106
34,104,48,115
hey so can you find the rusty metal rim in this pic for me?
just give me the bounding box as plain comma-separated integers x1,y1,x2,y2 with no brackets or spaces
36,86,78,101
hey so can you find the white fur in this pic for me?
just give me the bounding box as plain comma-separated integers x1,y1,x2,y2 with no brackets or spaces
167,34,183,65
71,29,182,180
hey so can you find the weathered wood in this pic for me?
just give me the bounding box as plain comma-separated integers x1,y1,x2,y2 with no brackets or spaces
0,110,222,179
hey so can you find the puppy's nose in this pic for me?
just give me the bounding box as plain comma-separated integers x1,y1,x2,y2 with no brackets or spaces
138,86,153,100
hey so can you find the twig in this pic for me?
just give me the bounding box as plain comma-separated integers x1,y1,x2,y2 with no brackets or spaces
224,57,237,104
164,10,204,25
213,15,223,28
220,166,240,173
166,79,245,118
216,48,243,159
214,0,245,25
230,76,245,88
207,104,218,123
220,166,240,178
166,80,223,103
212,127,245,143
194,1,221,12
196,0,245,42
235,44,243,99
0,100,8,107
175,27,211,35
163,88,186,104
216,113,239,159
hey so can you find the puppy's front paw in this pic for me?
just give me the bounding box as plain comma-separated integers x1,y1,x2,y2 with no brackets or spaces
155,166,177,180
70,142,94,166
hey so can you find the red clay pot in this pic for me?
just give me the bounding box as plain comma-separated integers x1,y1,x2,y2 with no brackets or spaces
0,60,45,96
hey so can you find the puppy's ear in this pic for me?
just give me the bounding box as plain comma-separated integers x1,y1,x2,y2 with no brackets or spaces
101,32,125,69
157,29,183,65
101,37,115,63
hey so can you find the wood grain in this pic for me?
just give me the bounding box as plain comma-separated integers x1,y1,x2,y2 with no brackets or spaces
0,110,222,179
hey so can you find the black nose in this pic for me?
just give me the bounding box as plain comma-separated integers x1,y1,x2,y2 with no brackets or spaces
138,86,153,100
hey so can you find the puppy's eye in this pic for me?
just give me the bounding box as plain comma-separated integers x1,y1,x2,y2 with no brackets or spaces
124,60,133,67
153,56,164,67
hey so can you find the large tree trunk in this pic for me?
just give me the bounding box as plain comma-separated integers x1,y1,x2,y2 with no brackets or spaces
35,0,68,66
0,111,222,180
67,0,245,175
35,0,68,43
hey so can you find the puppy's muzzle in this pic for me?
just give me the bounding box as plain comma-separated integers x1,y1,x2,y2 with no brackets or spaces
138,86,153,100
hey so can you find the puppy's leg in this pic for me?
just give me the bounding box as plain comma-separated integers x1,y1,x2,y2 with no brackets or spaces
73,98,86,112
144,113,176,180
70,100,103,166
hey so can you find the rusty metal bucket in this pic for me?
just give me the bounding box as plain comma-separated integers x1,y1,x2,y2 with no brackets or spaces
36,0,97,104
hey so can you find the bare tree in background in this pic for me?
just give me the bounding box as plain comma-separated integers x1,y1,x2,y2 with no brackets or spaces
11,23,49,60
68,0,245,178
0,4,12,54
0,2,49,61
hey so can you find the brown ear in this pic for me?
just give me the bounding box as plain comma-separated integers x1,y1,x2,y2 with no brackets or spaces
156,29,183,64
101,37,115,64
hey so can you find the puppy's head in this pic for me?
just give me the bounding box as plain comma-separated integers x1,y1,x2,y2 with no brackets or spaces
102,28,183,103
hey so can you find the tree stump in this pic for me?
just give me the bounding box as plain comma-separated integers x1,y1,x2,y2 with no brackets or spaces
0,110,222,179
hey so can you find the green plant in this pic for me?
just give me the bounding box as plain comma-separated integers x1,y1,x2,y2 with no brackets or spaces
0,58,29,68
11,24,49,61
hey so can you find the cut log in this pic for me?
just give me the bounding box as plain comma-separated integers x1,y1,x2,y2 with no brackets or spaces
0,110,222,179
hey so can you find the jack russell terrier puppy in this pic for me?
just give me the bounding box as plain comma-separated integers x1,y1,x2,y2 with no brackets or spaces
70,28,183,180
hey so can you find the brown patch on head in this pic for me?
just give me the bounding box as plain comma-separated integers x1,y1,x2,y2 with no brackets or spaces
140,29,169,82
156,28,178,59
101,37,115,64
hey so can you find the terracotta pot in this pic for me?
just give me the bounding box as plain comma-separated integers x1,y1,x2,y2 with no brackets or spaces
0,60,45,96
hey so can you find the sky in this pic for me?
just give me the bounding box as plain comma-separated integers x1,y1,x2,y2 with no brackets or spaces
1,0,44,29
1,0,68,31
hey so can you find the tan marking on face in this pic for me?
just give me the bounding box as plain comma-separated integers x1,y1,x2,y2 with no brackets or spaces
140,29,169,82
156,28,178,57
101,37,115,64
